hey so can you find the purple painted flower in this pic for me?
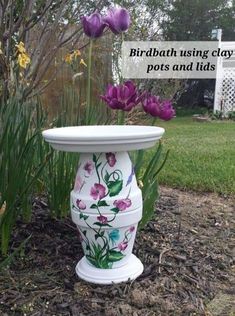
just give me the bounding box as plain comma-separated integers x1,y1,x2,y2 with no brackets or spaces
113,198,132,211
143,95,175,121
106,152,116,167
129,226,135,232
100,81,144,112
97,215,108,224
81,11,106,38
84,161,94,176
76,199,86,210
118,241,128,251
90,183,106,200
104,7,130,35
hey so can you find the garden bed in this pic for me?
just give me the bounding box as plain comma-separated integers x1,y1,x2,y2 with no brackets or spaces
0,187,234,316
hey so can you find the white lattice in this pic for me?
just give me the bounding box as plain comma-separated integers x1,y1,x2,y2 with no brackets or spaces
214,42,235,115
221,69,235,113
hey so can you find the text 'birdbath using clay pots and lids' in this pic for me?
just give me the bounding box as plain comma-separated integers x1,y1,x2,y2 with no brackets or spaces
42,125,165,284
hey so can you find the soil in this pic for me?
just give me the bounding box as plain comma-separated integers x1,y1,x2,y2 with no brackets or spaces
0,187,234,316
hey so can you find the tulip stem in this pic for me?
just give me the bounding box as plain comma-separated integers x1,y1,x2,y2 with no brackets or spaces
117,33,125,125
151,117,157,126
86,39,93,124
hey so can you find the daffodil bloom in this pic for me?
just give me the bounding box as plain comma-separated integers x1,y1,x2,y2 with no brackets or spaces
18,52,30,69
80,58,87,67
15,41,26,54
73,49,81,58
64,53,73,64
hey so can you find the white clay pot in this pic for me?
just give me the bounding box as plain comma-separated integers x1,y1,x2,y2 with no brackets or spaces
42,125,165,284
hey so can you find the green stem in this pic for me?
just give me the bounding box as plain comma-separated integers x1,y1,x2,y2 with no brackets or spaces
117,33,125,125
151,117,157,126
86,39,93,124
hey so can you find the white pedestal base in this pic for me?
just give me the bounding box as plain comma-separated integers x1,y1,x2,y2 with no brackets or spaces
75,254,144,284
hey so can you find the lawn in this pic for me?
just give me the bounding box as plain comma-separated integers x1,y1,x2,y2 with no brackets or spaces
148,117,235,195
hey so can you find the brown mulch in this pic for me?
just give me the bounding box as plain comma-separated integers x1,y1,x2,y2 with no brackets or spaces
0,187,234,316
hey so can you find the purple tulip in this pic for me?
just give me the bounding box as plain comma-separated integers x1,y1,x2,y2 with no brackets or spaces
100,81,143,112
104,7,130,34
143,95,162,117
90,183,106,200
143,95,175,121
81,11,106,38
158,100,176,121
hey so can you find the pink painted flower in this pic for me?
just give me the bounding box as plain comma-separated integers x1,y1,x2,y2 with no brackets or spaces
129,226,135,232
74,175,84,192
97,215,108,224
84,161,94,176
113,198,132,211
90,183,106,200
106,152,116,167
118,241,128,251
76,199,86,210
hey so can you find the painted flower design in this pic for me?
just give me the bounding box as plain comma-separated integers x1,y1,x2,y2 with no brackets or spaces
84,160,94,176
129,226,135,232
106,152,116,167
118,241,128,251
97,215,108,224
74,175,84,192
90,183,106,200
113,198,132,211
76,199,86,210
108,229,120,244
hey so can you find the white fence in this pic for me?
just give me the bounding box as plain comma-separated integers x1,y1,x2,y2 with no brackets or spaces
214,42,235,114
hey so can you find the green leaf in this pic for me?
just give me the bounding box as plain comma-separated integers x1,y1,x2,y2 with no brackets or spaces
94,234,99,240
86,255,98,267
108,250,125,262
96,162,102,169
82,230,87,236
110,207,119,213
104,170,110,183
92,154,97,163
90,204,97,209
83,215,89,220
98,200,109,207
107,180,123,197
79,213,84,219
93,222,112,227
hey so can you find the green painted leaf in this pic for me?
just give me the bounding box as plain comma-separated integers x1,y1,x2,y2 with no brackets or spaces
108,250,125,262
90,204,97,209
98,200,109,207
104,170,110,183
96,162,102,169
79,213,84,219
93,222,112,227
110,207,119,213
94,234,99,240
83,215,89,220
86,255,98,267
107,180,123,197
82,230,87,236
92,154,97,163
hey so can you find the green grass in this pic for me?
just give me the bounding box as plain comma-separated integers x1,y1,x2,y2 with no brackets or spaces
147,117,235,195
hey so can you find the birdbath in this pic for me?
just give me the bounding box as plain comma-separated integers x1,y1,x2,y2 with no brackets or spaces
42,125,165,284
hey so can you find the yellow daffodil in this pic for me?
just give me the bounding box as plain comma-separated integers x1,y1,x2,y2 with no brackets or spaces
15,41,26,54
18,52,30,69
64,53,73,64
73,49,81,58
80,58,87,67
0,201,6,216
